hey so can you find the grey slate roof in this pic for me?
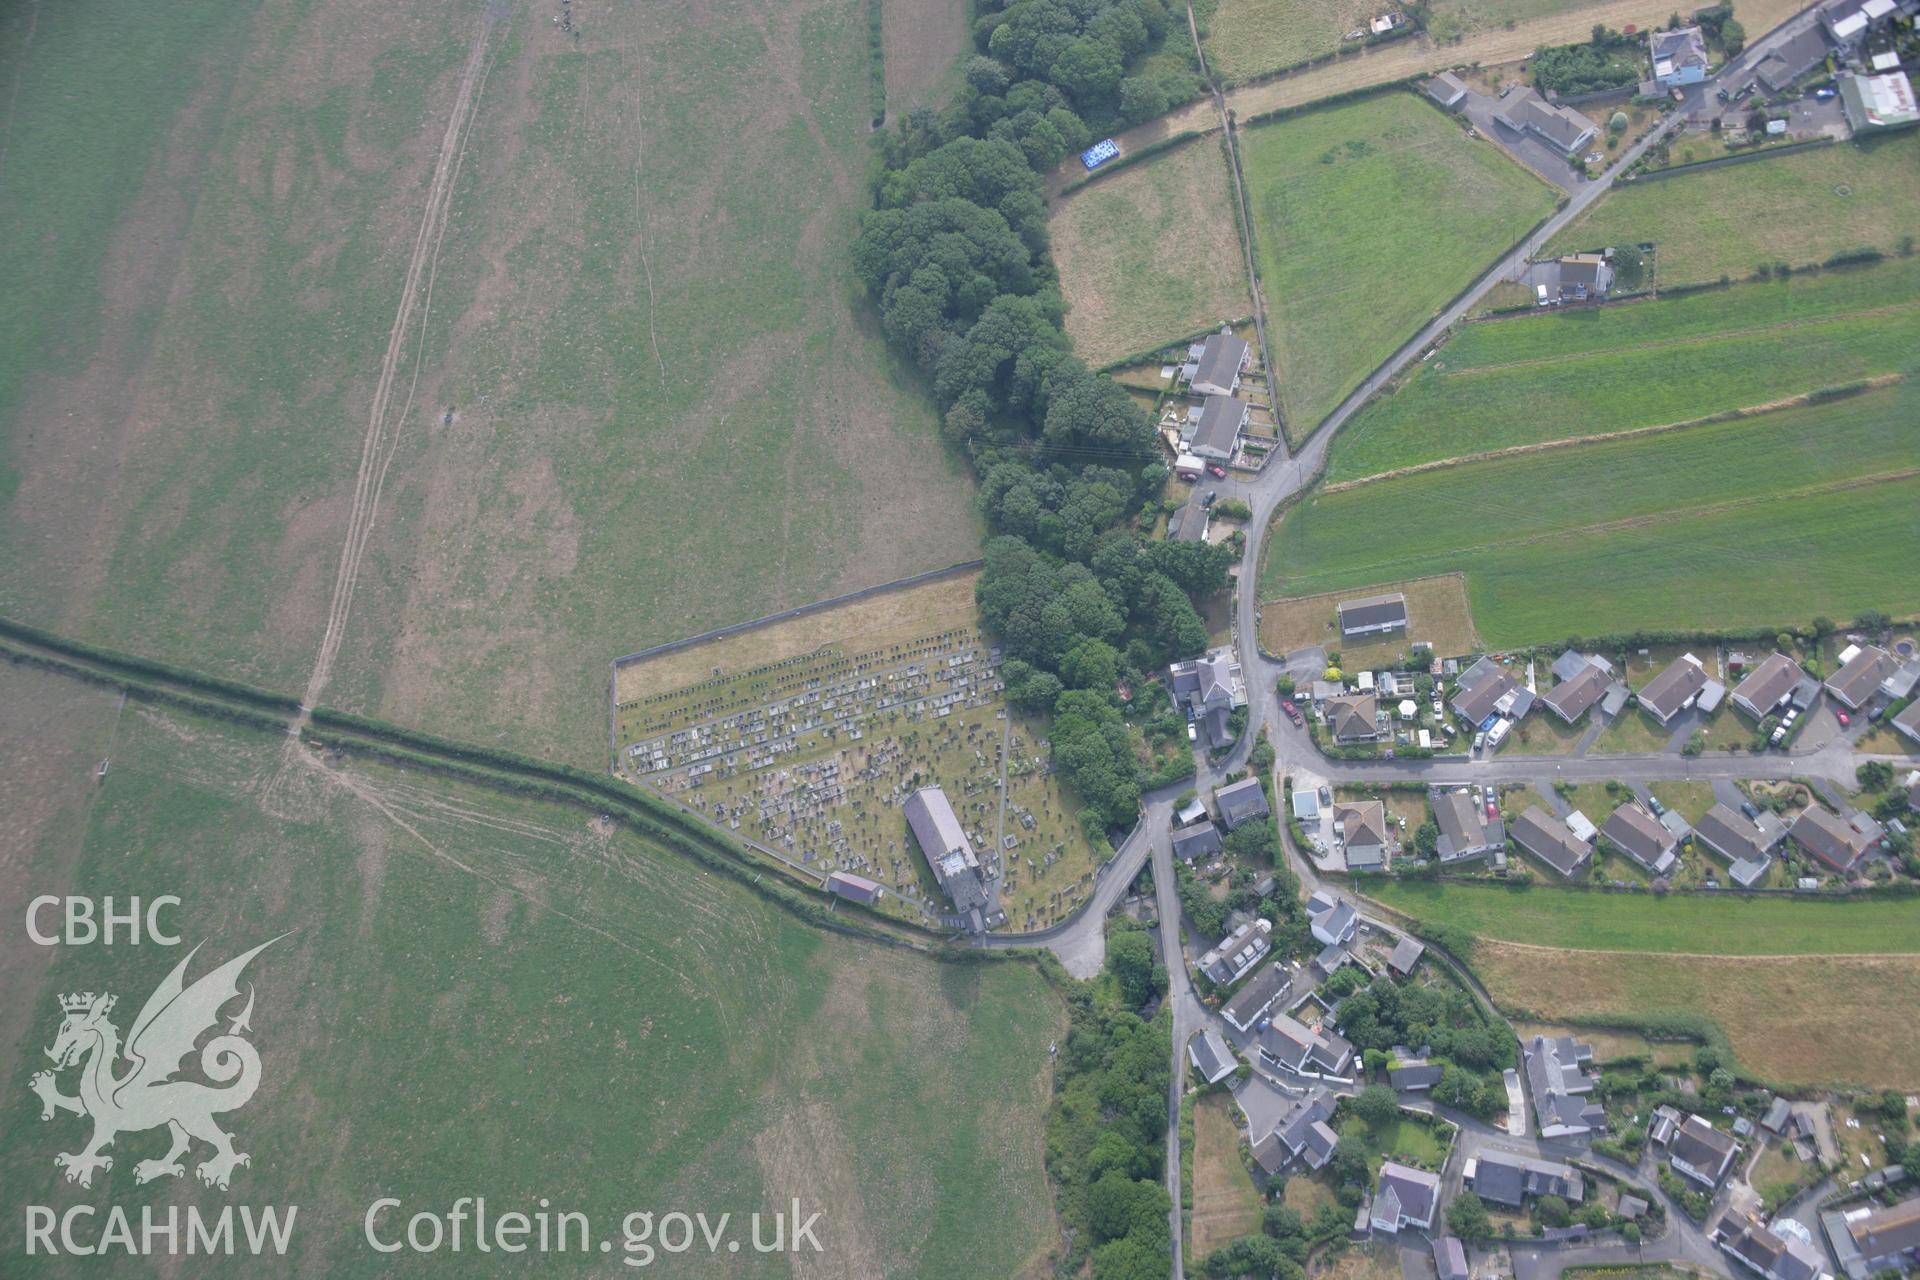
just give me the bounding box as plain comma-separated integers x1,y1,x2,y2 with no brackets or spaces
1452,657,1519,726
1512,807,1591,878
1524,1035,1606,1135
1471,1150,1584,1207
1191,332,1248,394
1543,662,1611,722
1375,1162,1441,1227
1433,1237,1470,1280
1790,805,1876,871
1216,776,1271,829
1327,692,1380,741
1189,1028,1236,1084
1695,803,1784,863
1172,821,1224,861
1433,789,1497,860
1338,592,1409,634
1639,653,1708,723
1602,801,1678,873
1190,393,1248,457
1734,652,1809,718
1388,936,1426,975
904,786,987,912
1827,644,1896,708
1390,1062,1444,1090
1221,962,1290,1031
1671,1113,1740,1181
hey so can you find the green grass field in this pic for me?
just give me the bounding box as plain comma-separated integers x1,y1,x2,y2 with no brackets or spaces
1264,383,1920,644
1239,94,1558,441
1052,137,1252,367
1546,134,1920,284
1203,0,1383,83
1327,259,1920,481
0,0,979,766
0,667,1063,1275
1366,879,1920,955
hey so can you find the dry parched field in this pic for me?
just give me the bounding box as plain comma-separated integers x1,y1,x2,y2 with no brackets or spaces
1477,942,1920,1090
1053,137,1253,367
1191,1093,1264,1258
1258,572,1480,662
882,0,969,116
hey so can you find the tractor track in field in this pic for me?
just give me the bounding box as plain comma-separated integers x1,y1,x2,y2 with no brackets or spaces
296,9,501,723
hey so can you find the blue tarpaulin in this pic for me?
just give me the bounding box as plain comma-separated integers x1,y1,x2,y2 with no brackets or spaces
1080,139,1119,169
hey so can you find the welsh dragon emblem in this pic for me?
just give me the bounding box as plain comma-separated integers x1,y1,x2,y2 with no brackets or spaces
30,937,282,1191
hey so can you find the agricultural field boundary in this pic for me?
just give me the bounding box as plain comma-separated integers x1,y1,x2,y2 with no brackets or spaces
1627,135,1834,183
1321,375,1902,492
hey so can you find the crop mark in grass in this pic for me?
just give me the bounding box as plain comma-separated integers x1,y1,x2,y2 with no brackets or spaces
1322,373,1907,492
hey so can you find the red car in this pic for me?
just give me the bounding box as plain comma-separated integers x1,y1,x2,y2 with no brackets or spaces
1487,801,1498,819
1282,700,1303,726
1837,711,1850,727
1207,463,1227,479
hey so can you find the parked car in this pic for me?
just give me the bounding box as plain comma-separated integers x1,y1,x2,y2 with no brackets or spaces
1207,463,1227,479
1814,86,1836,99
1202,489,1218,508
1740,800,1760,820
1838,711,1851,727
1486,801,1498,819
1187,722,1197,741
1648,796,1666,817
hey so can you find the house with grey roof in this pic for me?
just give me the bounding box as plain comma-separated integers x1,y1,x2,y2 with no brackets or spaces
1427,72,1469,109
1199,917,1273,985
1602,801,1678,874
1166,502,1209,543
1390,1060,1444,1091
1650,25,1710,86
1185,393,1250,462
1639,652,1709,725
1433,789,1501,863
1172,820,1224,862
1189,1028,1237,1085
1895,699,1920,746
1171,646,1246,747
1791,805,1881,872
1222,962,1290,1032
1544,660,1612,723
1820,0,1896,47
1338,592,1409,638
1388,935,1425,976
1512,807,1593,878
1494,87,1598,155
1327,692,1382,743
1671,1113,1741,1186
1524,1035,1606,1137
1453,656,1523,727
1258,1012,1353,1076
1733,652,1811,720
1334,800,1391,871
1829,1195,1920,1278
1827,644,1896,709
1717,1216,1830,1280
1695,803,1785,884
1216,777,1271,830
1309,891,1359,946
1469,1150,1585,1208
1433,1236,1470,1280
1187,331,1250,397
904,786,988,928
1755,25,1833,94
1371,1162,1441,1233
1557,253,1613,302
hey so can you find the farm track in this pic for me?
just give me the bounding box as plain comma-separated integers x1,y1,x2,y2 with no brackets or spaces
1319,373,1907,491
298,10,500,717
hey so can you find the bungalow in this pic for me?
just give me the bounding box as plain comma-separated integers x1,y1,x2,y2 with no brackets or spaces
1427,71,1469,109
1334,801,1391,872
1186,331,1251,397
1433,789,1501,863
1718,1217,1831,1280
1543,661,1613,723
1199,917,1274,986
1338,592,1409,638
1557,253,1614,302
1172,821,1225,862
1826,644,1896,710
1185,393,1250,462
1694,803,1787,883
1671,1113,1742,1186
1216,777,1271,830
1390,1059,1445,1091
1895,699,1920,745
1754,25,1832,94
1639,652,1709,725
1189,1028,1237,1085
1308,890,1359,946
1167,503,1210,543
1433,1237,1470,1280
1524,1034,1606,1137
1327,693,1382,743
1651,25,1710,86
904,786,989,928
1733,652,1811,720
1452,657,1522,727
1790,805,1882,873
1258,1011,1354,1076
1469,1151,1585,1208
1839,70,1920,131
1832,1196,1920,1276
825,871,885,904
1511,807,1593,878
1371,1162,1442,1233
1388,935,1426,977
1494,87,1599,156
1222,962,1290,1032
1602,801,1679,874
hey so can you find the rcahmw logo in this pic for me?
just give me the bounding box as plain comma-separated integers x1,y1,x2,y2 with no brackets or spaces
23,936,299,1258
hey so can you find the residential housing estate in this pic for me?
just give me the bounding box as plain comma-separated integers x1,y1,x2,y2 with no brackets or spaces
1512,807,1594,878
1432,788,1501,862
1602,800,1679,875
1638,652,1710,725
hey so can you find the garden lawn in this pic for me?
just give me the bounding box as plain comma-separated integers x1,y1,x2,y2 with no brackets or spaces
1052,137,1253,367
1361,878,1920,955
1262,384,1920,644
1239,93,1557,441
1546,133,1920,284
1327,257,1920,481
